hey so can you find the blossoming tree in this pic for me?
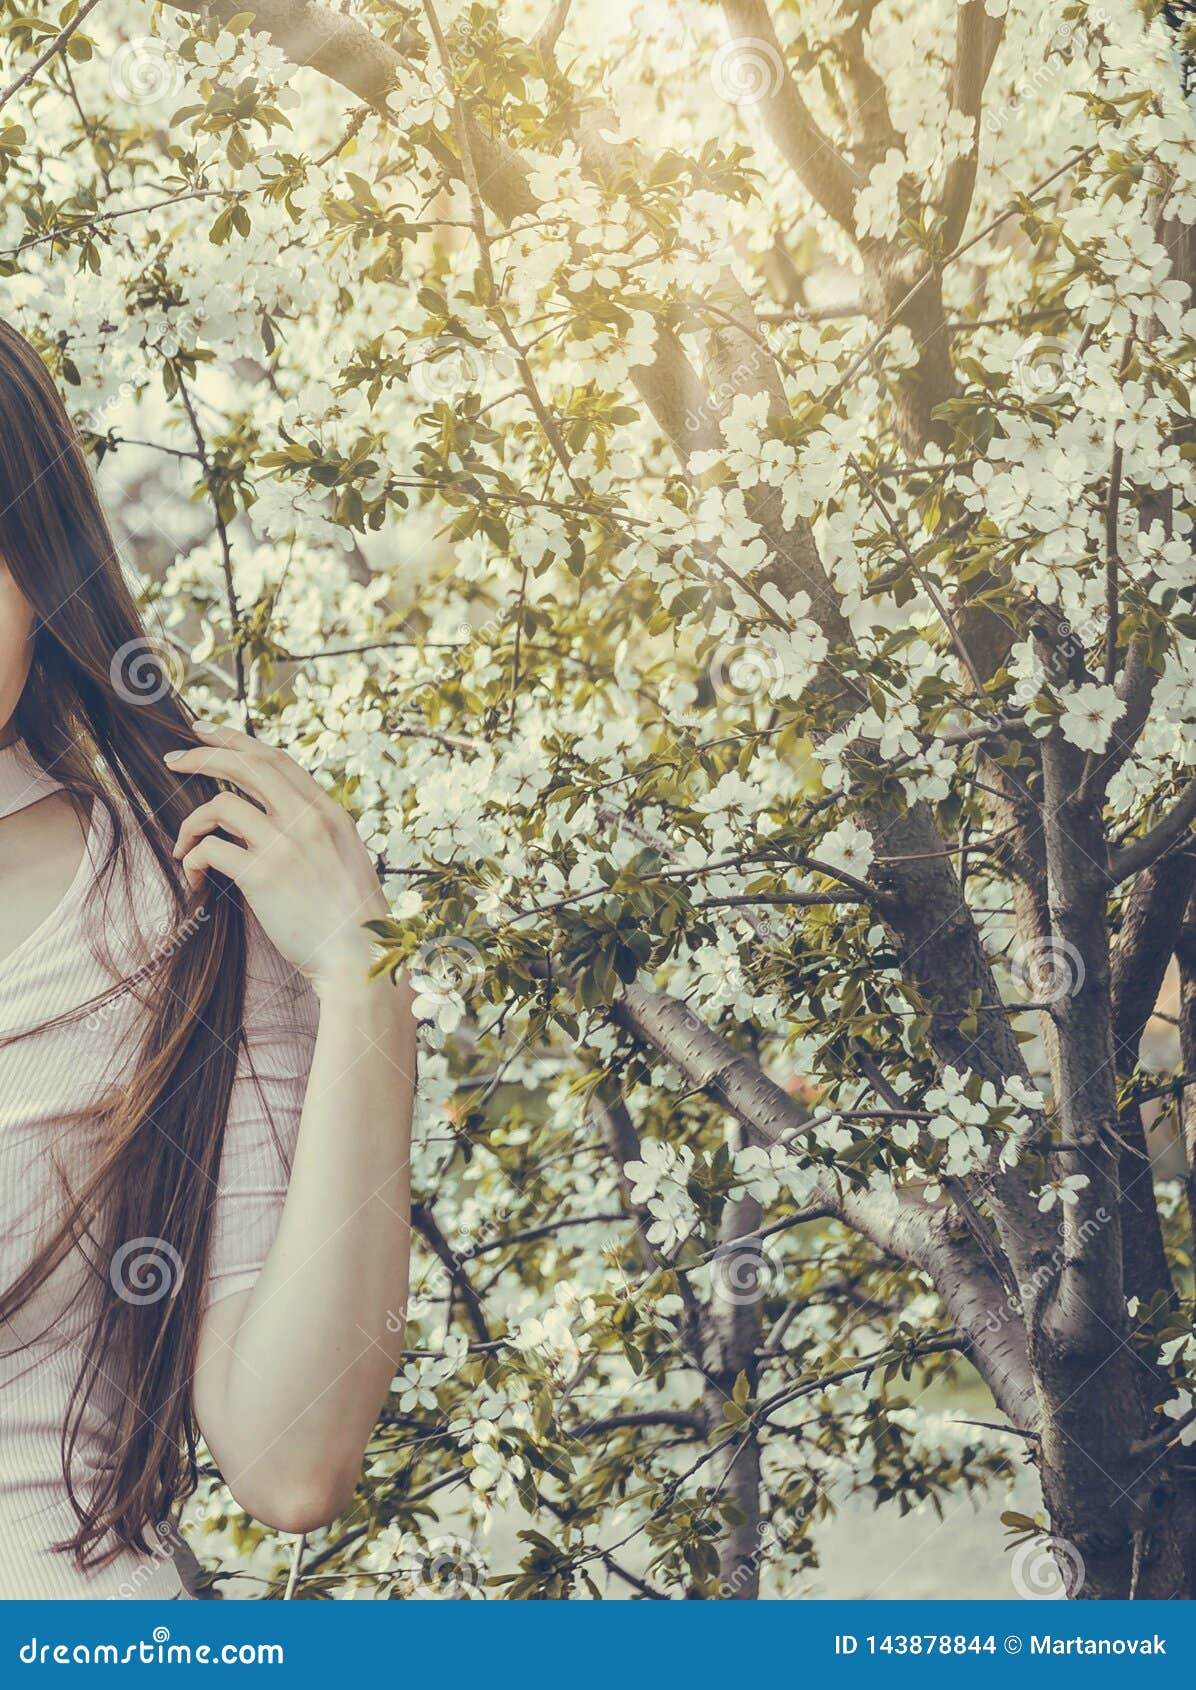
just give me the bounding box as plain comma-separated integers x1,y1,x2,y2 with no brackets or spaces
3,0,1196,1600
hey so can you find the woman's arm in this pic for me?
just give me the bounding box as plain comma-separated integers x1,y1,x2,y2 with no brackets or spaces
165,722,416,1533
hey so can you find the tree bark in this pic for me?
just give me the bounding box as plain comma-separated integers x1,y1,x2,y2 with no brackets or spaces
703,1124,764,1598
1032,735,1189,1598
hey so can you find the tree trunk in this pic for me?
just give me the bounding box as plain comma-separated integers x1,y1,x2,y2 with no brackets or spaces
703,1125,764,1599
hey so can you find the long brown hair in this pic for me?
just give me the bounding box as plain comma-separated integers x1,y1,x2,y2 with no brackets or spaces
0,319,249,1566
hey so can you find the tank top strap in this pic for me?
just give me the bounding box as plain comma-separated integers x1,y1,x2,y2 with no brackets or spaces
0,739,64,820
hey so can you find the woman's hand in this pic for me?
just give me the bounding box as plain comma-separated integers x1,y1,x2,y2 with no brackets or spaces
164,722,387,993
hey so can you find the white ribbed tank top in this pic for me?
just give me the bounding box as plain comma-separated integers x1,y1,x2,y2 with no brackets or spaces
0,739,317,1598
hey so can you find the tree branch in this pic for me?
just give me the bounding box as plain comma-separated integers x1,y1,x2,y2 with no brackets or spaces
158,0,538,219
940,0,1006,249
0,0,105,115
719,0,862,236
1108,857,1192,1305
1108,781,1196,884
410,1200,490,1343
612,981,1038,1427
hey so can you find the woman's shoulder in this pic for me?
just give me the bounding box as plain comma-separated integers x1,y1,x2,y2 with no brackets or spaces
0,783,87,873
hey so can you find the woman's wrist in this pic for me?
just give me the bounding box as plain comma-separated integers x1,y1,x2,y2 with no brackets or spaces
310,951,414,1018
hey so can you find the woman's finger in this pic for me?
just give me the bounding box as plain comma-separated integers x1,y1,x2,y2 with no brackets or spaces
173,792,277,861
195,722,317,799
163,744,299,814
179,835,251,891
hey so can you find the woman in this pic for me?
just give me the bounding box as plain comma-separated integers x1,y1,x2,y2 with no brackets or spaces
0,320,416,1598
